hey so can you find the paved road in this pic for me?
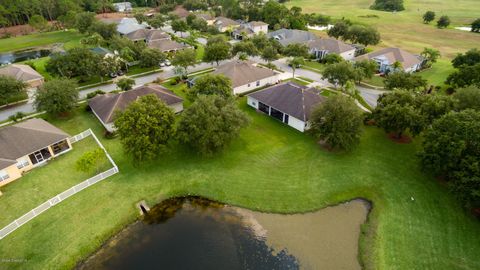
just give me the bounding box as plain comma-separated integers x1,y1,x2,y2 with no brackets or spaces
0,62,217,121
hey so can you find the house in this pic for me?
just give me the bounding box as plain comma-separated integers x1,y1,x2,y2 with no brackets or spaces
89,47,115,58
306,38,357,61
247,82,326,132
125,29,191,53
113,2,132,12
214,17,241,32
196,13,215,25
189,60,279,95
117,18,148,35
170,6,190,19
88,85,184,132
268,28,317,47
0,119,72,187
0,64,44,88
232,21,269,40
354,47,424,73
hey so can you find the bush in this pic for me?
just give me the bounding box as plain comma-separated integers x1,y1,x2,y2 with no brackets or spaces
86,90,106,99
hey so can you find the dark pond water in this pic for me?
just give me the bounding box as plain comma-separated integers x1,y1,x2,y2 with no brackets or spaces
0,49,51,65
77,197,369,270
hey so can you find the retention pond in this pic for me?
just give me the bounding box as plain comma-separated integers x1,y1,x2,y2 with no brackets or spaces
77,197,369,270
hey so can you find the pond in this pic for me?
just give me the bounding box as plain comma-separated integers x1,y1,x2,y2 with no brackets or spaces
77,197,369,270
0,49,51,65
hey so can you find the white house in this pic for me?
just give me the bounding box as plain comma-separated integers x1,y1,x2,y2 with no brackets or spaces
117,18,148,35
306,38,357,61
355,47,424,73
88,85,183,132
232,21,269,40
247,82,326,132
113,2,132,12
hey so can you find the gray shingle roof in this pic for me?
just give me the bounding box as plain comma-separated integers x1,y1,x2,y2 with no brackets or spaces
126,29,170,42
88,85,183,125
0,64,43,82
268,29,318,46
213,60,277,88
355,47,423,70
248,82,325,121
215,17,241,28
148,39,190,52
306,38,356,54
0,119,70,169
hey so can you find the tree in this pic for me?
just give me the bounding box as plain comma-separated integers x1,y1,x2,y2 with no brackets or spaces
437,15,450,28
203,38,232,66
261,45,279,65
76,148,107,173
148,14,166,29
423,11,435,24
370,0,404,11
29,15,48,31
177,95,249,155
446,63,480,88
421,48,441,68
46,48,102,80
373,90,423,138
114,95,176,163
232,41,258,57
323,53,344,64
451,49,480,68
415,94,455,124
384,71,428,92
287,57,305,78
0,75,27,102
171,19,189,37
117,77,135,91
354,60,378,81
309,95,363,150
323,61,359,89
80,33,103,46
453,86,480,111
88,21,117,39
75,12,96,33
261,0,290,28
283,43,309,58
34,79,79,116
418,110,480,208
188,74,232,100
57,11,77,29
139,48,165,67
327,21,349,39
472,18,480,33
171,49,197,76
345,25,381,46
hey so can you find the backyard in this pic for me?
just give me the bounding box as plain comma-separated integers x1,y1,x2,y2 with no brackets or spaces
0,100,479,269
0,30,84,53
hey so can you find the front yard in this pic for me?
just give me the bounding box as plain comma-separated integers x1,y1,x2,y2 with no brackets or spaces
0,100,479,270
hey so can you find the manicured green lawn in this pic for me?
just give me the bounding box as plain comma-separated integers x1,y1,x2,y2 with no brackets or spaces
288,0,480,59
0,100,479,269
0,30,84,53
302,60,326,73
196,45,205,62
420,58,454,87
0,137,111,229
362,75,385,88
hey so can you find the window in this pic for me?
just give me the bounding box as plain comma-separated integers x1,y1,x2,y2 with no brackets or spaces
247,83,250,87
256,81,260,86
0,170,9,182
16,158,29,169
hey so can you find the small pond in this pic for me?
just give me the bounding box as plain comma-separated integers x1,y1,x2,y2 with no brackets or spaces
77,197,369,270
0,49,51,65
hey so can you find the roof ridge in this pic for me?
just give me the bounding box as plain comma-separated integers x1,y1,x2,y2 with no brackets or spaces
0,157,16,163
151,86,183,100
105,94,123,123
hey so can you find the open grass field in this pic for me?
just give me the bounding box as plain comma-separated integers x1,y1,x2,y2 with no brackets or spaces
0,30,84,53
0,98,479,269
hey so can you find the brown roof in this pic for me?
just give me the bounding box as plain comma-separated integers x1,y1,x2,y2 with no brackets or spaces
126,29,170,42
0,64,43,83
88,85,183,124
148,39,190,52
0,119,70,169
213,60,277,88
355,47,423,70
248,82,326,121
306,38,355,54
214,17,240,28
197,13,214,20
171,6,189,18
249,21,268,27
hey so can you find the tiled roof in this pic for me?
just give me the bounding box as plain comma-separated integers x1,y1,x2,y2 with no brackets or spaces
248,82,325,121
0,119,69,169
355,47,423,70
213,60,277,88
88,85,183,124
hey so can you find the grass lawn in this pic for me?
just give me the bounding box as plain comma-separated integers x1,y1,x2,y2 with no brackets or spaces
288,0,480,59
283,77,310,86
0,30,84,53
0,136,111,228
302,60,326,73
419,58,454,87
362,75,385,88
196,45,205,62
0,100,479,269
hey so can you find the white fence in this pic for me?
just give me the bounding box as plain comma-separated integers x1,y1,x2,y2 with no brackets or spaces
0,129,119,240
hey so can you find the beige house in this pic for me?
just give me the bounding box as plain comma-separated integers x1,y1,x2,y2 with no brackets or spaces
232,21,269,40
214,17,241,32
0,119,72,187
196,13,215,25
0,64,44,88
88,85,184,132
306,38,357,61
355,47,424,73
126,29,191,53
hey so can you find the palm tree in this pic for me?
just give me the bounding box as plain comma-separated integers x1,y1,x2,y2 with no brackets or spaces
287,57,305,78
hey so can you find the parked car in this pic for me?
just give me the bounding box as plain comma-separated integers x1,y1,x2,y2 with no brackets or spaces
109,72,118,78
159,62,166,67
117,70,124,76
164,60,171,66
